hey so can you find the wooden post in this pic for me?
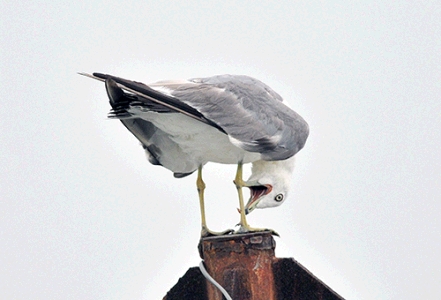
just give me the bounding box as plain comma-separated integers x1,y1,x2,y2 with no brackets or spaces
199,231,276,300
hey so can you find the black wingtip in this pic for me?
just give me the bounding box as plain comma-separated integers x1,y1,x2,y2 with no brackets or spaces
105,78,126,108
92,72,108,79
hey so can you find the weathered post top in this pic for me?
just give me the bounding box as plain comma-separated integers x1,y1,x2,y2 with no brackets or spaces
198,230,276,258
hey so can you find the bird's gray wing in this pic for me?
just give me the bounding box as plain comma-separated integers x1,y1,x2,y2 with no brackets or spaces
155,75,309,160
80,72,226,134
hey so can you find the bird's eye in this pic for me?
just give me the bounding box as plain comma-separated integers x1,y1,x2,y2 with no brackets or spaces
274,194,284,202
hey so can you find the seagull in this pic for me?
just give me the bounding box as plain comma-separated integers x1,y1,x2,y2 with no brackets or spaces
80,72,309,236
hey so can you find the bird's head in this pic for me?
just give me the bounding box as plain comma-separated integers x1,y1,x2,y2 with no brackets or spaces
243,156,296,214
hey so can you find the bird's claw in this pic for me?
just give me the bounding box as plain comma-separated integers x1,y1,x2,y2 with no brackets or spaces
234,225,280,237
201,227,234,238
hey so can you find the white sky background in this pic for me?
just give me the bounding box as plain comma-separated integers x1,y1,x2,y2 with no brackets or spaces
1,1,440,299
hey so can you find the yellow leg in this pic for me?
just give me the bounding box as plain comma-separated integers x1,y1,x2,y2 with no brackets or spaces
234,162,250,229
234,162,279,236
197,165,207,230
197,166,233,237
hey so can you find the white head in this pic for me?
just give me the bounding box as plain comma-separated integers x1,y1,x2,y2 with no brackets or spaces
244,156,296,214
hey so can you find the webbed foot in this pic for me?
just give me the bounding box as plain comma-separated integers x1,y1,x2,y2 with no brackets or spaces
201,226,234,238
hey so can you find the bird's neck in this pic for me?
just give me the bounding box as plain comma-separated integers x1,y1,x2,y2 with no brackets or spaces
250,156,296,177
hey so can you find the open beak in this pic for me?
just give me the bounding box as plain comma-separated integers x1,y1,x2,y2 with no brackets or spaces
243,182,273,215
